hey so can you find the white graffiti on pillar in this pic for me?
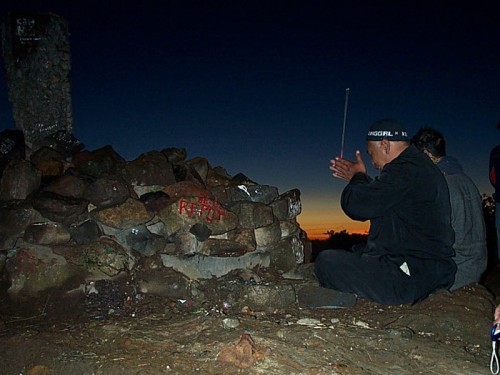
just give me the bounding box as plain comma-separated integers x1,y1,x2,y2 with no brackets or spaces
16,18,42,43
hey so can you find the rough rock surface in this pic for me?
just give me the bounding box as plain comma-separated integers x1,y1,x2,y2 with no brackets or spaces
0,130,309,303
0,267,498,375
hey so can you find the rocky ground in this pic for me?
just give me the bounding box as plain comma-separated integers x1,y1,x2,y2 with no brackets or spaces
1,264,499,375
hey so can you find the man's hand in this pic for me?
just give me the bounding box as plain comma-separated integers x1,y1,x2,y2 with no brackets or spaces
330,150,367,181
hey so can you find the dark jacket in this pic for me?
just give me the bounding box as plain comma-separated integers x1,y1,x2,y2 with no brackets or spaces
490,144,500,201
437,156,487,290
340,145,456,298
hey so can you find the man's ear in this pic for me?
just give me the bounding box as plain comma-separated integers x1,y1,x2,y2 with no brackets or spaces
381,139,390,153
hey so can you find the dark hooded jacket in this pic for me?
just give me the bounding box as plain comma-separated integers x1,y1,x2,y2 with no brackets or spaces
437,156,487,290
340,145,456,296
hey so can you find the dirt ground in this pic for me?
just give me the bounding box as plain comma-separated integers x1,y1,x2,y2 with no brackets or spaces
1,264,500,375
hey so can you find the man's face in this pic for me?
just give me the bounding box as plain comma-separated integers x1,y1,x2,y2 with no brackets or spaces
366,140,387,170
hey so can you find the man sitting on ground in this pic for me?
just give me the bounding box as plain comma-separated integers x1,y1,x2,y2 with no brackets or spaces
411,126,487,290
314,118,456,305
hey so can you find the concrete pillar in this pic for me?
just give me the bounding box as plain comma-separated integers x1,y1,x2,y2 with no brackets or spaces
1,12,72,148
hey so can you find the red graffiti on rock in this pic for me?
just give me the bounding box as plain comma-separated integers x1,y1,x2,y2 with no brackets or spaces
178,197,226,223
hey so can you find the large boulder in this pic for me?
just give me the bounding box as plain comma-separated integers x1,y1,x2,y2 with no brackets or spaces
158,196,239,236
125,150,176,188
30,146,65,177
43,174,90,198
31,191,89,225
23,221,71,245
5,241,77,301
91,197,154,230
72,145,126,178
83,177,130,208
0,200,44,250
0,159,42,200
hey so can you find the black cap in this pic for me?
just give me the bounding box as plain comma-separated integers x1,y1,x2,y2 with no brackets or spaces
366,118,409,141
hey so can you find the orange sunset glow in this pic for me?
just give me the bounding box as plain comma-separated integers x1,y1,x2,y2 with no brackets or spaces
297,197,369,240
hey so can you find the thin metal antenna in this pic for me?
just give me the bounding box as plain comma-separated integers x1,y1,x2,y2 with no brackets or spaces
340,88,350,158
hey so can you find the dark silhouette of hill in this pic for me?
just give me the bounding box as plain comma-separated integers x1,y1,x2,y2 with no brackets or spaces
310,230,367,262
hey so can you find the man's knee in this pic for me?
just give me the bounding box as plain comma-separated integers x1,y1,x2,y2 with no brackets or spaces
314,251,332,278
314,250,337,271
314,250,348,283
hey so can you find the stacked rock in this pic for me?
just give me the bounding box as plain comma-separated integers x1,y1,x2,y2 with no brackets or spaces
0,130,311,299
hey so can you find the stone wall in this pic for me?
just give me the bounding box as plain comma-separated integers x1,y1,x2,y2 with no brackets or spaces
0,133,312,300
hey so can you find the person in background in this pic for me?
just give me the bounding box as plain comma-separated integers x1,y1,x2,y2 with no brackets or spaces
494,304,500,325
489,122,500,261
314,118,456,305
411,126,487,290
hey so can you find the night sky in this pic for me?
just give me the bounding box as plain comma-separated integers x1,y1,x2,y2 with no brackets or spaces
0,1,499,238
